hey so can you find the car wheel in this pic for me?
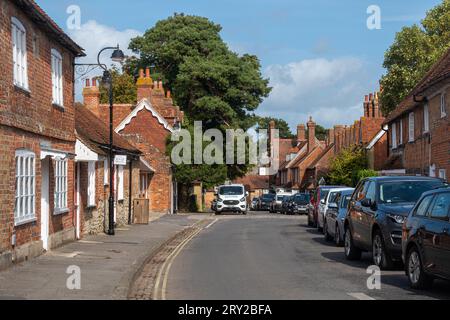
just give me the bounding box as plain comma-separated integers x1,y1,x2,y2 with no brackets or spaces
406,246,434,290
324,219,333,242
344,227,362,261
335,224,343,247
372,230,394,270
243,211,248,215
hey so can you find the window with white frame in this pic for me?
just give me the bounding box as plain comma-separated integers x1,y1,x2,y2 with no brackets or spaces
441,93,447,118
391,122,397,149
11,17,28,90
104,159,109,185
54,158,68,213
87,161,96,207
399,118,403,145
423,104,429,133
51,49,63,106
14,150,35,225
439,169,447,181
408,112,415,142
117,165,124,201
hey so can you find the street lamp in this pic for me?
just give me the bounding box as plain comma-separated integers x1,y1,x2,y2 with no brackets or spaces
75,45,125,236
97,45,125,236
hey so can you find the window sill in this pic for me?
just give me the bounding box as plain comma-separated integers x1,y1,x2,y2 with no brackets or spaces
14,217,37,227
54,208,69,216
52,103,65,110
14,85,31,96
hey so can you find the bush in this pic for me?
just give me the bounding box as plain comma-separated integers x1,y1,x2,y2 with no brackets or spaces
353,169,378,186
328,147,370,187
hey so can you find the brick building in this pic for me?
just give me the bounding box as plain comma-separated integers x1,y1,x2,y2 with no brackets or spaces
82,68,184,216
0,0,84,269
74,102,145,236
383,47,450,180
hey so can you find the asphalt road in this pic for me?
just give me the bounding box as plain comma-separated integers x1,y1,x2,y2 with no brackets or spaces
167,212,450,300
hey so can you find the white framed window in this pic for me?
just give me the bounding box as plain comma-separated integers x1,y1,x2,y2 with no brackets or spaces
429,164,436,178
399,119,403,145
54,158,68,213
11,17,28,90
104,159,109,185
439,169,447,180
117,165,124,201
423,104,429,133
87,161,96,207
51,49,63,106
14,150,36,225
441,93,447,118
391,122,397,149
408,112,415,142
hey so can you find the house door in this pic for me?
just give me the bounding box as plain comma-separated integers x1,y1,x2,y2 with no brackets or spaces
40,158,50,251
75,162,81,239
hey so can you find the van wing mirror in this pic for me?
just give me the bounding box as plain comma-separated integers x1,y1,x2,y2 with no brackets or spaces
361,199,373,208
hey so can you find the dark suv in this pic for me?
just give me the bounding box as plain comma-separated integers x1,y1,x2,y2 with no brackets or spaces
402,187,450,289
344,176,444,270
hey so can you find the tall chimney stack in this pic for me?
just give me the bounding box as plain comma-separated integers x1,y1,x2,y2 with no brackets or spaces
297,124,306,144
136,67,153,101
307,117,316,154
82,77,100,117
328,128,335,146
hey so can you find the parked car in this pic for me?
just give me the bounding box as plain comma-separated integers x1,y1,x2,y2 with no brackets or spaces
281,196,293,215
215,184,249,215
308,186,345,228
289,193,311,215
250,197,259,211
323,188,355,245
270,194,290,213
259,193,276,211
318,187,351,232
402,187,450,289
344,176,444,270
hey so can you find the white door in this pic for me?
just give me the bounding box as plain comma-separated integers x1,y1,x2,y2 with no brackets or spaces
75,162,81,239
40,158,50,251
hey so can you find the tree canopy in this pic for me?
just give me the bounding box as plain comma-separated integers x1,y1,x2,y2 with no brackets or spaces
129,14,271,185
380,0,450,115
256,117,295,139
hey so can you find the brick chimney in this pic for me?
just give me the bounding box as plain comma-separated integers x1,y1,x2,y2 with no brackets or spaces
297,124,306,143
374,92,381,118
368,93,374,118
307,117,316,154
82,78,100,117
136,68,153,101
364,95,370,118
328,128,335,146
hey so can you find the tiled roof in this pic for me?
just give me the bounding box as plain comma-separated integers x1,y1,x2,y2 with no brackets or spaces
384,46,450,124
75,104,141,156
234,175,270,191
308,143,335,169
16,0,85,56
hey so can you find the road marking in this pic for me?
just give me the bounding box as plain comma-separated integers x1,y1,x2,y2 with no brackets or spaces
205,218,219,229
347,292,376,300
153,226,203,300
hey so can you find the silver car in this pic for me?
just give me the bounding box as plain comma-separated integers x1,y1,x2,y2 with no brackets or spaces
323,188,355,246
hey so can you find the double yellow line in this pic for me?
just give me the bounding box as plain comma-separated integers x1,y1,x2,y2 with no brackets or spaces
152,222,209,300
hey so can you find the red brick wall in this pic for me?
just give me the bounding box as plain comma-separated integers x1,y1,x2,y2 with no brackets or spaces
0,0,76,142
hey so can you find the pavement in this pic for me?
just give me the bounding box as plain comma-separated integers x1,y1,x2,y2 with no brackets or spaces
0,214,207,300
167,212,450,300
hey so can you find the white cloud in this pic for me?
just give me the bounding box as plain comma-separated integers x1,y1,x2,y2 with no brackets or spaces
259,57,370,129
68,20,142,101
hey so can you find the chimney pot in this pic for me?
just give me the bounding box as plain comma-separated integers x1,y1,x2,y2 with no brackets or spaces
139,69,144,78
145,68,150,78
85,78,90,87
92,78,97,87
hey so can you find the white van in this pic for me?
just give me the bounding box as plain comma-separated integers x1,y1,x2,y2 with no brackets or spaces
215,184,248,215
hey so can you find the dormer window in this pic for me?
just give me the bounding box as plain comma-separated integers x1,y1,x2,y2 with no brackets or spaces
12,17,28,90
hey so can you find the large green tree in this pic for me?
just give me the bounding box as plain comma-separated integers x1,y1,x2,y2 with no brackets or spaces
256,117,295,139
380,0,450,114
99,66,137,104
129,14,271,185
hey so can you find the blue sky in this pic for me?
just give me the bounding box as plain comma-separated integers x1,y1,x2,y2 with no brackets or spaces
39,0,441,129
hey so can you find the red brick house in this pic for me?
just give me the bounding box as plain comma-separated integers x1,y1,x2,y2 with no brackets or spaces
74,103,144,236
83,68,184,216
383,47,450,181
0,0,84,269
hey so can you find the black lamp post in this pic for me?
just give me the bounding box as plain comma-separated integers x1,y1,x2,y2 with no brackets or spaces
74,45,125,236
96,45,125,236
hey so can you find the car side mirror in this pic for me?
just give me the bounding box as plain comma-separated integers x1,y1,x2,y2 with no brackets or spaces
361,199,374,208
246,192,249,197
320,199,326,205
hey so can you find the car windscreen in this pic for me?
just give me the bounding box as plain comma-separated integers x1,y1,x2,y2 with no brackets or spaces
294,194,310,204
320,190,330,201
262,194,276,200
219,186,244,196
276,196,285,201
379,180,443,204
